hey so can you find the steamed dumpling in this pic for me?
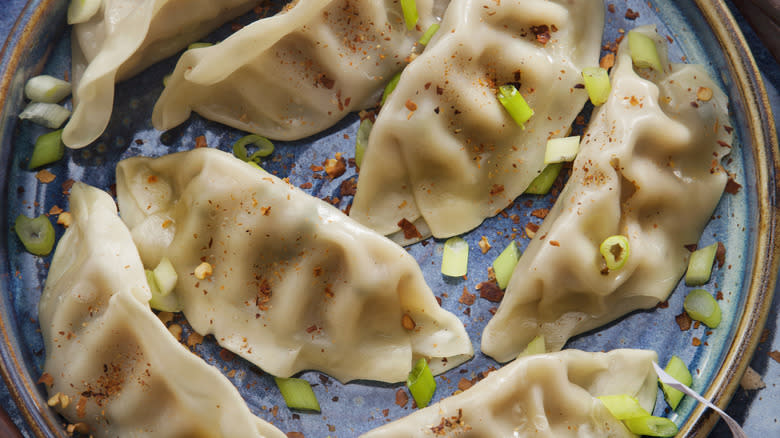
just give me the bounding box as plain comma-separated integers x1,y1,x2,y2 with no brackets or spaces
152,0,447,140
38,182,284,438
115,148,473,383
481,26,733,362
349,0,604,242
63,0,258,148
362,349,659,437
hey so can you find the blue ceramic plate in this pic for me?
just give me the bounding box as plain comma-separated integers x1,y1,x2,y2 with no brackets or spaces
1,1,777,437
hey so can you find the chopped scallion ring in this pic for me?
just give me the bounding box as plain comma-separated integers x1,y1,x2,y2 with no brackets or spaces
146,269,182,312
684,242,717,286
517,335,545,357
24,75,72,103
401,0,419,31
581,67,610,106
661,356,691,410
28,129,64,170
622,416,678,437
418,23,440,45
598,394,650,420
407,358,436,408
525,163,562,195
355,118,373,167
187,42,213,50
497,84,533,129
233,135,274,164
153,257,178,296
544,136,580,164
628,30,663,71
683,289,721,328
381,72,402,105
14,214,55,256
67,0,101,24
441,237,468,277
275,377,321,412
599,235,629,271
493,241,520,289
19,102,71,129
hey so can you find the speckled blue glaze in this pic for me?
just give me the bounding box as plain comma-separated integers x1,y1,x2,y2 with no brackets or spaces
0,1,776,437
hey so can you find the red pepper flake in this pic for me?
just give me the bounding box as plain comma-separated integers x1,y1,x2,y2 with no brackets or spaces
769,351,780,363
530,25,551,45
489,184,504,195
328,425,336,432
37,372,54,386
398,218,422,240
382,408,390,417
231,22,243,32
716,291,724,301
685,244,698,252
531,208,549,219
61,179,75,195
300,182,313,189
436,86,444,95
656,300,669,309
261,206,271,216
715,242,726,268
675,312,692,331
286,433,305,438
315,73,335,89
339,178,357,196
694,321,701,329
724,125,734,134
625,8,640,19
724,176,741,194
395,388,409,407
306,325,318,333
477,281,504,302
607,3,615,13
219,348,235,362
76,396,87,418
405,100,418,111
459,287,476,305
457,377,475,391
549,240,560,247
692,337,702,347
195,135,207,148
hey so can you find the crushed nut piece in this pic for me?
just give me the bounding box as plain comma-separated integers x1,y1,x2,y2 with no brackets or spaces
36,169,56,183
395,388,409,407
739,366,766,390
478,236,491,254
324,156,347,178
168,324,182,341
57,212,72,228
401,314,416,330
696,87,713,102
194,262,213,280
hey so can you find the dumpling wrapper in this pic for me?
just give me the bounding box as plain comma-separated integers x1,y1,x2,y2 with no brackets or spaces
152,0,446,141
349,0,604,242
481,26,733,362
362,349,658,437
115,148,473,383
38,182,284,438
63,0,258,148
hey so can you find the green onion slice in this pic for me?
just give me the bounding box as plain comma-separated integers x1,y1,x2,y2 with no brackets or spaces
622,416,678,437
493,241,520,289
685,242,717,286
598,394,650,420
599,235,629,271
525,163,562,195
381,72,402,105
418,23,440,45
407,358,436,408
275,377,321,412
661,356,691,410
24,75,72,104
355,118,373,167
628,30,663,72
401,0,419,31
146,269,182,312
497,84,533,129
233,135,274,164
14,214,55,256
19,102,71,129
683,289,721,328
67,0,101,24
581,67,610,106
28,129,64,170
153,257,178,296
518,335,545,357
441,237,468,277
544,136,580,164
187,42,213,50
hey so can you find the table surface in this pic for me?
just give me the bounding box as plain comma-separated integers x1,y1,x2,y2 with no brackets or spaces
0,1,778,437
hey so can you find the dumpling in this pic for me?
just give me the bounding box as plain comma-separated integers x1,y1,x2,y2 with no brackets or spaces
349,0,604,242
38,182,284,438
152,0,446,141
481,26,733,362
362,349,659,437
115,148,473,383
63,0,258,148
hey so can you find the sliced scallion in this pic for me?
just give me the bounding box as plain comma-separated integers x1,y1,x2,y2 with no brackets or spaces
233,135,274,164
581,67,610,106
274,377,321,412
187,42,213,50
600,235,629,271
628,30,663,72
497,85,533,129
146,269,182,312
493,241,520,289
355,118,373,167
14,214,55,256
685,242,717,286
683,289,721,328
418,23,440,46
19,102,71,129
622,416,678,437
381,72,402,105
67,0,101,24
407,358,435,408
544,136,580,164
525,163,563,195
598,394,650,420
153,256,178,296
28,129,64,170
441,237,468,277
661,356,691,410
401,0,419,31
518,335,545,357
24,75,72,103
